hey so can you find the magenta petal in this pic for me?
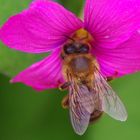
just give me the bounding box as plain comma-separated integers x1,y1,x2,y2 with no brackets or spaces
84,0,140,49
94,31,140,77
0,0,83,53
11,49,65,91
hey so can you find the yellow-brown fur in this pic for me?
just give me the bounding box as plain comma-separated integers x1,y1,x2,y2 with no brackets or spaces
60,28,103,124
62,52,99,89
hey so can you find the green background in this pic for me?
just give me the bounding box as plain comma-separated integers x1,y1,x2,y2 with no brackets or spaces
0,0,140,140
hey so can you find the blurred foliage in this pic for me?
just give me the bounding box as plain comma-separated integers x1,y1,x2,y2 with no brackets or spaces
59,0,84,15
0,73,140,140
0,0,140,140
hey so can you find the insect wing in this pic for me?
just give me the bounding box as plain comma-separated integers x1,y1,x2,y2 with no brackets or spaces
69,84,95,135
94,70,128,121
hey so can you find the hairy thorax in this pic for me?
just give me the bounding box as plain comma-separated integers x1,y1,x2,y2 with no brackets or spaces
63,54,95,87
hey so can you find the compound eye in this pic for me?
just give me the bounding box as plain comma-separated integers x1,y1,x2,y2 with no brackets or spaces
64,44,76,54
79,45,89,53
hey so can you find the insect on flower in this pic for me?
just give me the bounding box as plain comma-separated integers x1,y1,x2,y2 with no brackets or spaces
60,29,127,135
0,0,140,135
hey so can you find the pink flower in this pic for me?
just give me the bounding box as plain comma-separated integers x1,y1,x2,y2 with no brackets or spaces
1,0,140,135
1,0,140,90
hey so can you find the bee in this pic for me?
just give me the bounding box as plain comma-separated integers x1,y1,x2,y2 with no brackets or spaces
60,31,127,135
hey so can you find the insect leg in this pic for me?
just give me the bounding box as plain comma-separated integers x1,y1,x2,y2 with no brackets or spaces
90,110,103,124
61,95,69,109
107,71,118,82
60,53,66,60
107,76,115,82
59,82,71,91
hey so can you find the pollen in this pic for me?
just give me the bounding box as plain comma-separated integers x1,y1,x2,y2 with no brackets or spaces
72,28,93,43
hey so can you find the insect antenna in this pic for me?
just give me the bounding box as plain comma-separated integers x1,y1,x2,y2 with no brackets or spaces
64,35,75,42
